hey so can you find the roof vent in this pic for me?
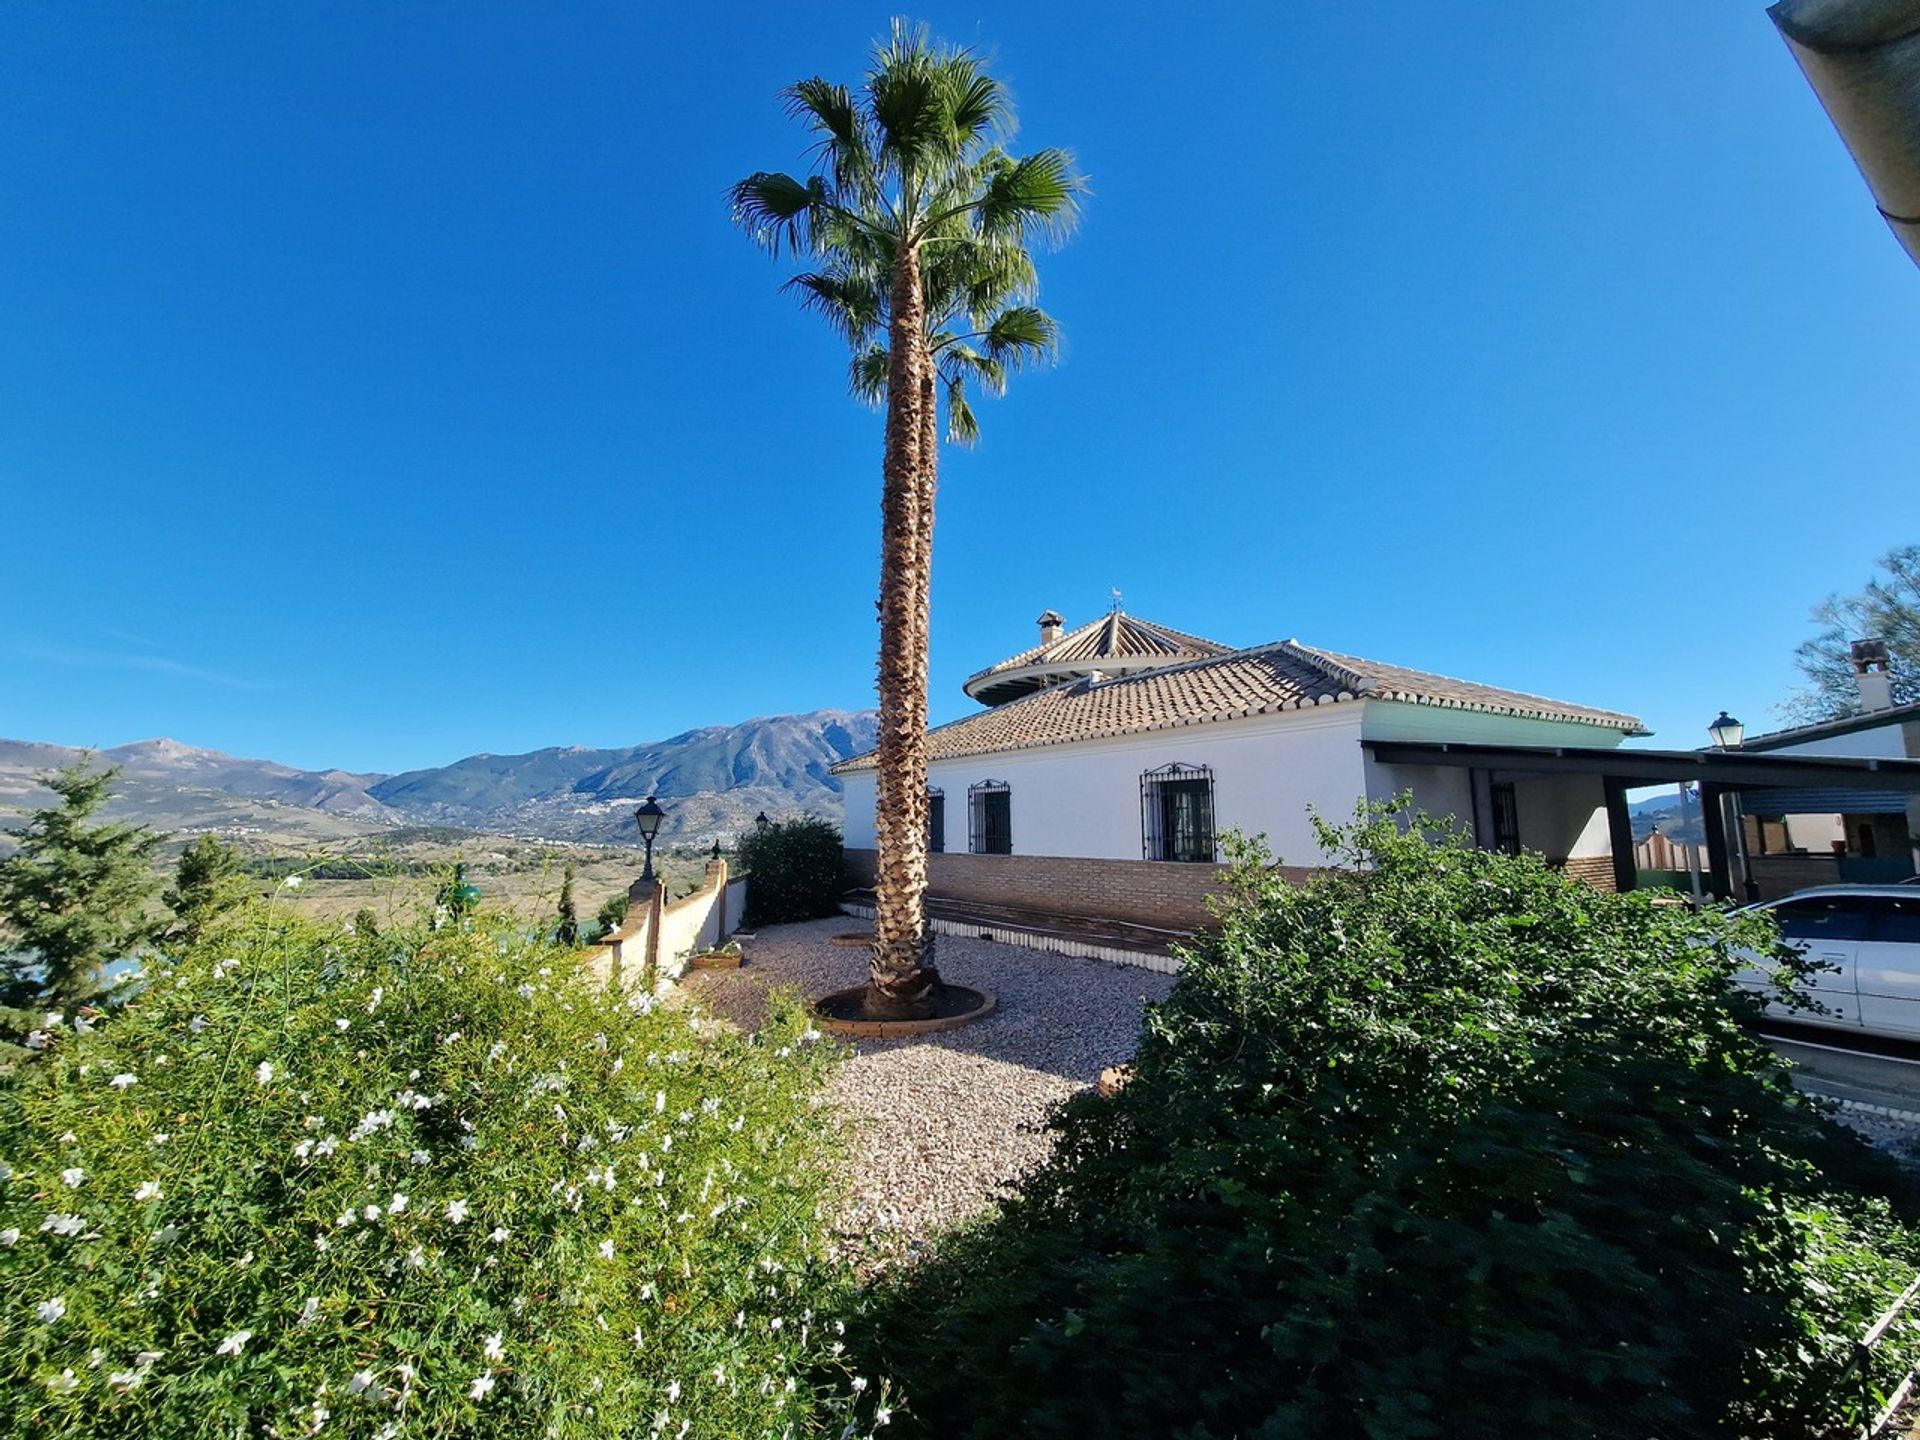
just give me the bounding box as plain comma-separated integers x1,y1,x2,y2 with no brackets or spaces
1851,637,1894,712
1037,609,1064,644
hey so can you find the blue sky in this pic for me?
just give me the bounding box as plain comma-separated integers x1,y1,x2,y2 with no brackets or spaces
2,3,1913,774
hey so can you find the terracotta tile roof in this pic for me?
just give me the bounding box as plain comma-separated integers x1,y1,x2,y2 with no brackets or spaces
962,611,1234,704
833,640,1647,773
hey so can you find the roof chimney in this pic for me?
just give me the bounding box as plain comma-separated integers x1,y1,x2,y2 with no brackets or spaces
1037,609,1064,645
1851,638,1894,712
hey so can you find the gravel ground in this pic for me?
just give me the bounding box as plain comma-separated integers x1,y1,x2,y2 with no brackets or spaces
679,917,1175,1264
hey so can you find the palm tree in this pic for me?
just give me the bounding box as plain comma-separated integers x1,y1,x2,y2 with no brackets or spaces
732,24,1082,1019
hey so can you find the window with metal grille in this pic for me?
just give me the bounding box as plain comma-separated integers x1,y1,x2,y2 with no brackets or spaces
968,781,1012,855
927,789,945,854
1141,763,1216,862
1490,781,1521,856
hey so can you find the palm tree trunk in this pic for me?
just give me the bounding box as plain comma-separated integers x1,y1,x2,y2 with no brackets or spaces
865,241,938,1019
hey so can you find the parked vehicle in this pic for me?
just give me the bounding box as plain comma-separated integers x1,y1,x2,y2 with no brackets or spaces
1733,885,1920,1039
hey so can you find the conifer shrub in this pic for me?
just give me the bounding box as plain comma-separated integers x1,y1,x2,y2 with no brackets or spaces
860,806,1920,1439
736,818,846,927
0,903,891,1438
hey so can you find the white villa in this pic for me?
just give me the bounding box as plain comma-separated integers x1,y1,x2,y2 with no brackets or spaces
832,609,1651,954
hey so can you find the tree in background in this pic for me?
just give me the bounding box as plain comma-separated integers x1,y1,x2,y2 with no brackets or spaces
593,892,629,942
1788,543,1919,721
0,763,163,1042
163,833,251,943
732,23,1082,1018
736,816,846,926
556,863,580,946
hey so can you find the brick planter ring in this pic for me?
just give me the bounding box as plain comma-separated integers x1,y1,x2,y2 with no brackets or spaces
829,933,875,948
811,984,997,1039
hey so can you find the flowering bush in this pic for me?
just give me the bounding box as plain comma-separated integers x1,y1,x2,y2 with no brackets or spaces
0,906,889,1438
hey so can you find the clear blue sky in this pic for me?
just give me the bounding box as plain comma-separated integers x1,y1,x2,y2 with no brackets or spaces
2,3,1913,774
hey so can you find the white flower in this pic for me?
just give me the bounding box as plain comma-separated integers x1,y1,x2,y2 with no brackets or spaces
36,1297,67,1324
315,1135,338,1156
388,1193,408,1214
292,1139,315,1160
45,1011,64,1029
283,875,303,889
72,1015,93,1035
666,1379,681,1403
349,1370,377,1395
598,1240,615,1260
482,1332,505,1363
632,1325,646,1350
468,1371,495,1401
45,1369,78,1394
876,1405,893,1425
852,1376,868,1392
189,1014,208,1033
366,987,383,1013
60,1168,86,1189
255,1062,274,1085
134,1181,162,1202
409,1149,430,1166
296,1297,320,1326
406,1245,425,1267
488,1226,510,1245
334,1019,350,1032
214,1330,253,1357
110,1072,138,1090
362,1205,381,1222
23,1031,48,1051
0,1228,18,1246
445,1199,469,1223
654,1091,666,1113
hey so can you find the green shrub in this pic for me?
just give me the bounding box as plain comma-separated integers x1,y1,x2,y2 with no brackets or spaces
736,818,845,927
0,902,892,1438
860,805,1920,1439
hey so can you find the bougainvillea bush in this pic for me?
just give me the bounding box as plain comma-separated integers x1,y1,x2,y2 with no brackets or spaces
0,905,889,1438
862,807,1920,1439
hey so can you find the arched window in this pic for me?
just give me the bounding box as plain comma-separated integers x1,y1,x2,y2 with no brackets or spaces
968,780,1012,855
1141,763,1215,862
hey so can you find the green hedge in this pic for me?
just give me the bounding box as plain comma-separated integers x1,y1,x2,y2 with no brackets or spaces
859,805,1920,1439
736,817,846,927
0,905,892,1438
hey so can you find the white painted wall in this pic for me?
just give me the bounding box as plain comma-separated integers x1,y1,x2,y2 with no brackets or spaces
843,698,1635,868
851,703,1367,868
1759,721,1910,760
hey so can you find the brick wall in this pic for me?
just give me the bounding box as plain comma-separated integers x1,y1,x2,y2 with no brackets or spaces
843,848,1313,931
1558,855,1616,893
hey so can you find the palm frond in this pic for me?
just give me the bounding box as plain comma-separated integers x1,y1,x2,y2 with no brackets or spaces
727,171,823,255
975,148,1085,244
939,343,1007,396
849,343,889,405
783,271,883,346
781,77,875,199
983,305,1058,368
945,376,980,446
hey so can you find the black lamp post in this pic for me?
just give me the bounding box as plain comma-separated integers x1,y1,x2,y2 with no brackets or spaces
1707,712,1757,901
755,811,771,830
635,795,667,885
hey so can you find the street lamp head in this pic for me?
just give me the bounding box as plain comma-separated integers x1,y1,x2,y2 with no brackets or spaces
754,811,771,829
1708,711,1745,750
634,795,667,841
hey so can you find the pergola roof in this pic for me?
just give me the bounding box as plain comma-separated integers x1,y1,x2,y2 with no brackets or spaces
1362,738,1920,793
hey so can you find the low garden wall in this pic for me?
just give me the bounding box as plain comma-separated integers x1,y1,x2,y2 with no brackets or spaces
589,859,747,989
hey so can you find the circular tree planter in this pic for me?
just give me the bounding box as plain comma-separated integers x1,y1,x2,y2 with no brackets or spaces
829,933,875,949
812,984,996,1039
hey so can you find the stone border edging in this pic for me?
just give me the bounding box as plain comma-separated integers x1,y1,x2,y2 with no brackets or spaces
811,984,997,1039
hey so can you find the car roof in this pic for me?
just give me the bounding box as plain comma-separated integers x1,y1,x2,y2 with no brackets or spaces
1771,885,1920,902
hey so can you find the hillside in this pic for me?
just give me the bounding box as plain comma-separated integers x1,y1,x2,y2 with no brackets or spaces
0,710,877,853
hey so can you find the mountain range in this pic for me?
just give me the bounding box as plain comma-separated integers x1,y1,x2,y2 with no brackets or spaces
0,710,879,852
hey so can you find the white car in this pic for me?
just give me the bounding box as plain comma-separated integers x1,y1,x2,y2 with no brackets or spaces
1733,885,1920,1039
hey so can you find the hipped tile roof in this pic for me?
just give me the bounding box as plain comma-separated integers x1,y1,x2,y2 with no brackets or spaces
834,639,1647,773
962,611,1234,704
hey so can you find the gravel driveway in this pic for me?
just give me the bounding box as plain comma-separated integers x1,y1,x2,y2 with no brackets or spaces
679,917,1176,1263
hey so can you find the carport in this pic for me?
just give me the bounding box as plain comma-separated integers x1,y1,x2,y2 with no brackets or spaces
1361,740,1920,899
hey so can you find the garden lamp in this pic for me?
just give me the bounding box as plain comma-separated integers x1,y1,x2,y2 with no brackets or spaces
1707,712,1745,750
755,811,771,829
635,795,667,884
